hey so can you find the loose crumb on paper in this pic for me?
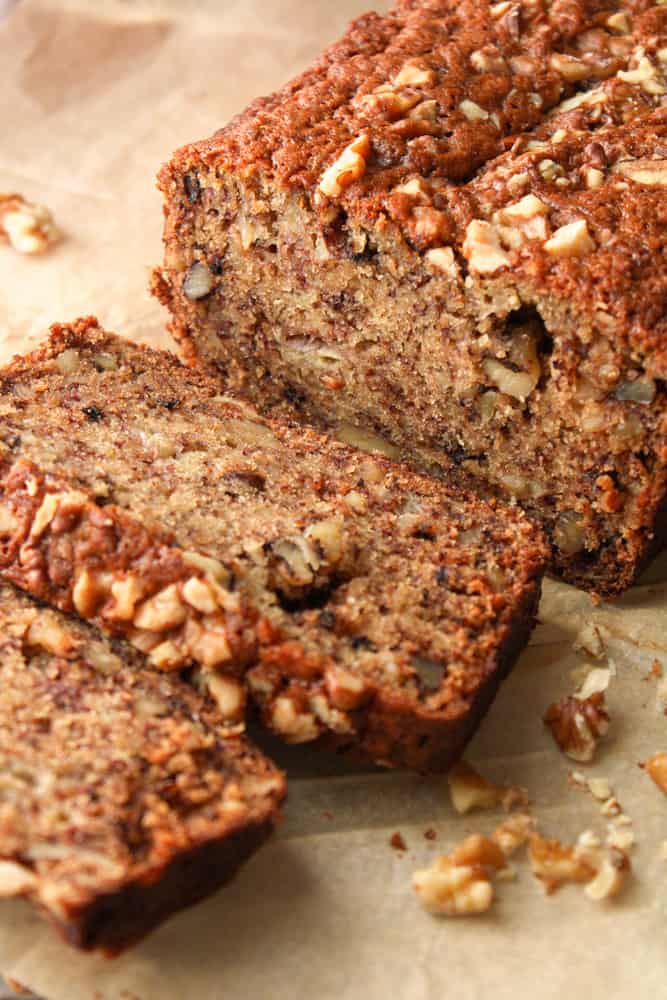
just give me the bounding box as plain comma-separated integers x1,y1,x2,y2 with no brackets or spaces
0,193,61,255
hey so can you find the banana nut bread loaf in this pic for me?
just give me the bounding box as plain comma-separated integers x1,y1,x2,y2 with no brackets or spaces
0,318,547,771
153,0,667,597
0,581,285,954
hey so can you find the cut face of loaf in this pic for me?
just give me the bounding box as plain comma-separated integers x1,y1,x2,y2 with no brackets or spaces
0,319,546,771
154,0,667,596
0,582,285,954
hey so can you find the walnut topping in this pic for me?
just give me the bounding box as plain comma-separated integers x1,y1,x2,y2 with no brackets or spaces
107,575,145,621
496,194,548,223
412,206,449,244
271,695,319,743
199,671,245,721
393,177,430,198
73,569,111,618
325,666,370,710
0,193,60,255
462,220,511,274
425,246,459,277
182,576,218,615
543,692,609,762
618,56,666,95
133,584,187,632
413,858,495,916
448,760,528,814
470,47,507,73
611,159,667,188
606,12,630,34
183,261,214,300
459,99,489,121
544,219,595,257
643,752,667,795
584,166,604,189
393,61,434,88
318,135,370,199
549,52,590,81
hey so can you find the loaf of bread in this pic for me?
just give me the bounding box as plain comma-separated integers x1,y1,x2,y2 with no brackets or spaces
0,582,285,954
154,0,667,596
0,318,546,771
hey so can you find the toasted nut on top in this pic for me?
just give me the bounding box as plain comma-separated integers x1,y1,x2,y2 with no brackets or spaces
448,760,528,814
318,135,370,199
462,219,511,274
543,692,609,762
544,219,595,257
0,193,60,255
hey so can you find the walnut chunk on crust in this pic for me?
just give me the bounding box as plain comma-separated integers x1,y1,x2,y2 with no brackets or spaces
0,193,60,255
543,692,609,762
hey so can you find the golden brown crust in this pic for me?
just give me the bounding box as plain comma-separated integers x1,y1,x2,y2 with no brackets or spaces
0,582,285,954
0,318,547,770
154,1,667,595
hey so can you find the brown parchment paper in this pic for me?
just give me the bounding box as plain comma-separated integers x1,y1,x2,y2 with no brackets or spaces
0,2,666,997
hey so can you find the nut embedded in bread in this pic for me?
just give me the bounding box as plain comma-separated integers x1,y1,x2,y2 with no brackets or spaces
153,0,667,596
0,582,285,954
0,318,547,771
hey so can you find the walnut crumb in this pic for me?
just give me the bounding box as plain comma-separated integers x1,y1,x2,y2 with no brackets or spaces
543,692,609,762
0,193,60,254
447,760,528,814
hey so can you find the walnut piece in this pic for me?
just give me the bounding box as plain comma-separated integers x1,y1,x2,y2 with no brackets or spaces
544,219,595,257
447,760,528,814
643,752,667,795
528,832,596,893
611,158,667,187
543,692,609,762
318,135,370,199
0,193,60,254
462,219,511,274
393,61,435,87
413,858,494,916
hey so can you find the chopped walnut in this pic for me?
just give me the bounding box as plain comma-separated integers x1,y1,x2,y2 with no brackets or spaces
318,134,370,199
462,220,511,274
528,832,596,893
543,692,609,762
183,261,214,300
413,857,494,916
584,848,630,901
611,158,667,187
393,61,435,88
271,695,319,743
0,193,60,254
459,99,489,121
549,52,590,81
577,667,611,700
643,752,667,795
544,219,595,257
448,760,528,814
618,56,666,96
491,813,535,855
425,246,459,277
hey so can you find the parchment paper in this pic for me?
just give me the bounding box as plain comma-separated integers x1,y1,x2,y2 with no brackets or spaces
0,2,666,998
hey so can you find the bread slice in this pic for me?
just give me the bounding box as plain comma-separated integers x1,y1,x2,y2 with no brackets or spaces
0,581,285,954
153,0,667,596
0,318,547,771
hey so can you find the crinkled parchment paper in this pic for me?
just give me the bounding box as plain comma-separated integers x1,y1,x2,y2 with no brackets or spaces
0,2,665,998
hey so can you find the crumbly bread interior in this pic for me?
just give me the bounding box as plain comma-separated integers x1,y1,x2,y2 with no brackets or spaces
154,0,667,595
0,321,545,765
0,582,284,950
